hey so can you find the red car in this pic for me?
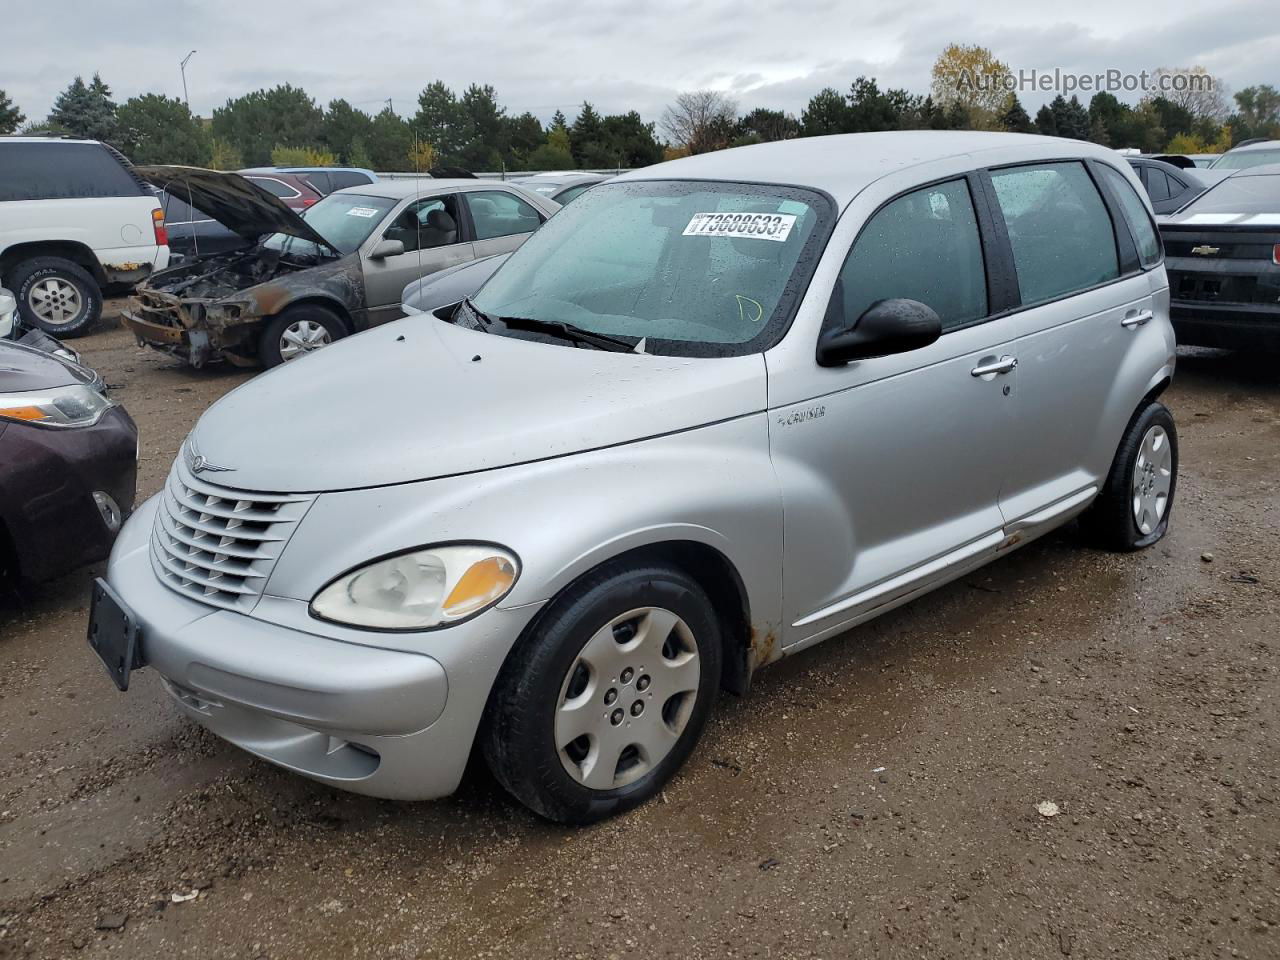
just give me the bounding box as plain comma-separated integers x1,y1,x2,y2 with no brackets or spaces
238,171,323,212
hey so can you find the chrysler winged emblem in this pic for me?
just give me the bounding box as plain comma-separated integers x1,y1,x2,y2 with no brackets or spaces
185,438,233,475
1190,245,1220,256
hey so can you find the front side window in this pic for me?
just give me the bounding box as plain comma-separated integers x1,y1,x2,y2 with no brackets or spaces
990,162,1119,306
1098,165,1161,267
470,180,832,357
263,192,397,257
465,190,544,240
555,184,592,205
833,178,987,334
382,196,460,252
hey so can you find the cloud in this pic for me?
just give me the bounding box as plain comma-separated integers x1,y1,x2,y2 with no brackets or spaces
4,0,1276,128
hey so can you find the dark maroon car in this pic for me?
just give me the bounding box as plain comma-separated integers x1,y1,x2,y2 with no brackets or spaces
0,342,137,584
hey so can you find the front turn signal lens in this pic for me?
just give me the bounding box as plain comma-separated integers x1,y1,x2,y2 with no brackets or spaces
443,556,518,618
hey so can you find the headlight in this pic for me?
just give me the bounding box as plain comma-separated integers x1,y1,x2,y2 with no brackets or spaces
0,384,112,428
310,543,520,630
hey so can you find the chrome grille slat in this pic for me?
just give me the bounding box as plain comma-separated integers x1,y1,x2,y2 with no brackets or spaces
150,456,314,611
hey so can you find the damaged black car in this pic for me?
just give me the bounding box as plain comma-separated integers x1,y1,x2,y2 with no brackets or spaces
124,167,558,368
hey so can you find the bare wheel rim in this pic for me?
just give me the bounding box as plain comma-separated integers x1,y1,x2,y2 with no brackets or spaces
278,319,332,361
27,277,83,326
555,606,700,790
1131,424,1172,535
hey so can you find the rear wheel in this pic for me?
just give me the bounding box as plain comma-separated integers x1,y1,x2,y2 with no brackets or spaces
482,562,722,823
258,305,346,367
10,257,102,338
1080,402,1178,551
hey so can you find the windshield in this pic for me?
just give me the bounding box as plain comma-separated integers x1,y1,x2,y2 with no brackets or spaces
1210,147,1280,170
470,180,832,357
1184,173,1280,215
263,192,396,257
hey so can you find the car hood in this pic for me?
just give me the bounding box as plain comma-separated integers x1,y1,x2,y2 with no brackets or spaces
187,318,766,493
135,165,333,249
0,340,96,391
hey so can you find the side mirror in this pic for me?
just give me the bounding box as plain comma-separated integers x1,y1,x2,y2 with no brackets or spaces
816,298,942,367
368,238,405,260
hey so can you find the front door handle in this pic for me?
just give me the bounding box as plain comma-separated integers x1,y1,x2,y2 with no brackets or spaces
971,355,1018,377
1121,310,1154,328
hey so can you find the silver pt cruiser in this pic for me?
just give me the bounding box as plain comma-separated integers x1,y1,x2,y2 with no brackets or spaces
91,132,1178,823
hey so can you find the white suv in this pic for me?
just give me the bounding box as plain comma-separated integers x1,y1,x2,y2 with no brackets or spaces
0,138,169,337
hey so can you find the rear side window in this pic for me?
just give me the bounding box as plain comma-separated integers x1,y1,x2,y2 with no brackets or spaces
835,178,988,332
990,162,1118,305
1098,165,1162,267
328,171,374,190
464,190,544,240
1145,169,1172,202
247,176,300,199
302,171,333,194
0,142,144,201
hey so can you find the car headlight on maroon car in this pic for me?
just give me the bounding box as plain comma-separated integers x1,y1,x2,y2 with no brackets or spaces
0,384,113,428
310,544,520,630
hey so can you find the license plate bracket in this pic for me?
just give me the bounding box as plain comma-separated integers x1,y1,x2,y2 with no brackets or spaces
88,578,145,691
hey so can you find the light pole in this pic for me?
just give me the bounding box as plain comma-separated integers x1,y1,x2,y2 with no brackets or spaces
180,50,197,109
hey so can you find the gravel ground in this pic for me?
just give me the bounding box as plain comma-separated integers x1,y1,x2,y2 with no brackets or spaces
1,311,1277,960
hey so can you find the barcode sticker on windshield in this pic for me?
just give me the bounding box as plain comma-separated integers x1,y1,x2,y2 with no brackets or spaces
683,212,797,242
346,206,380,218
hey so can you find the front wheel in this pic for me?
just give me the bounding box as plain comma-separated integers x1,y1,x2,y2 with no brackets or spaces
1080,401,1178,551
258,305,346,367
482,563,722,824
10,257,102,338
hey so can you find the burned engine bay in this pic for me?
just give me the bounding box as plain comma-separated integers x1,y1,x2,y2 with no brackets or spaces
122,245,364,368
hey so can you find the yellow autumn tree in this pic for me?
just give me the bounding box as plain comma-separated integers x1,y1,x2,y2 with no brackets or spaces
407,140,436,172
930,44,1013,128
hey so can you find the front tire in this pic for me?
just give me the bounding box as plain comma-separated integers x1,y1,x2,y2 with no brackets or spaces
258,305,346,367
1080,401,1178,551
482,562,722,824
11,257,102,338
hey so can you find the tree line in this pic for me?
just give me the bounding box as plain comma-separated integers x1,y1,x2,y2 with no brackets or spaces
1,45,1276,172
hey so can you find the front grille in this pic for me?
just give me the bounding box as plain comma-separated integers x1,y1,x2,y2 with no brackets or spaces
150,457,314,612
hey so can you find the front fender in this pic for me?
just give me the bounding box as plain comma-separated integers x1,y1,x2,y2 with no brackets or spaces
263,414,783,653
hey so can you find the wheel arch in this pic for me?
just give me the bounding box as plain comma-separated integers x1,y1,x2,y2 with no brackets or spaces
506,537,757,698
268,295,354,335
0,241,107,287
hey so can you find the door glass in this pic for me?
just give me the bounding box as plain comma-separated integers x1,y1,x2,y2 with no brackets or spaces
990,162,1119,305
1098,165,1162,266
382,196,461,252
834,178,987,333
465,190,544,240
248,176,301,199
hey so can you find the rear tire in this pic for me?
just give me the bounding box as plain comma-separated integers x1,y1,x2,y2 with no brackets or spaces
482,562,722,824
258,305,346,367
1080,401,1178,551
10,257,102,338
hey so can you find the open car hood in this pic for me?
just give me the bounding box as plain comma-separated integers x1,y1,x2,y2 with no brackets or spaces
135,165,334,250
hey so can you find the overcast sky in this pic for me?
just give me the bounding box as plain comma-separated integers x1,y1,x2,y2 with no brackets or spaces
7,0,1278,127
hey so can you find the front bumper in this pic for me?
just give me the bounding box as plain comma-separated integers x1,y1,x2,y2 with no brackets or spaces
0,405,137,583
105,498,545,800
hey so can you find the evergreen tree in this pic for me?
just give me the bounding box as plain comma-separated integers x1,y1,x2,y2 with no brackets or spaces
998,94,1033,133
569,102,604,166
800,87,850,137
367,107,412,170
413,81,462,162
1034,104,1058,136
48,73,118,141
0,89,25,135
323,99,375,164
211,85,323,166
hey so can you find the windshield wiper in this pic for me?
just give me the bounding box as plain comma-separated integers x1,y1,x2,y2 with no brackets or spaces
497,315,639,353
462,296,496,329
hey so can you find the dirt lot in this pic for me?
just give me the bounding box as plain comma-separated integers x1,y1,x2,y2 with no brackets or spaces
1,310,1278,960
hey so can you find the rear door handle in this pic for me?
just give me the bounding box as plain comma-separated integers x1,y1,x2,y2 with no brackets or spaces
1122,310,1153,328
971,356,1018,377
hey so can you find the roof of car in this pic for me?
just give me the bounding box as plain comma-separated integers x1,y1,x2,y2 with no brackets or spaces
331,178,533,200
1231,163,1280,177
0,136,104,145
1227,140,1280,153
615,131,1101,207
